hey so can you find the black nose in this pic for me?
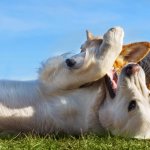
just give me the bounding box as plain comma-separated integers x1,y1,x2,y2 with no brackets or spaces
66,58,76,67
125,64,140,76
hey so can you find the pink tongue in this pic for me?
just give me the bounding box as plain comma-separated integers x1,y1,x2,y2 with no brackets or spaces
111,80,117,89
107,69,118,90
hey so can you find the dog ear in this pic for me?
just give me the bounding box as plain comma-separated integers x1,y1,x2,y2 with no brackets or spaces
86,30,94,40
114,42,150,71
122,42,150,62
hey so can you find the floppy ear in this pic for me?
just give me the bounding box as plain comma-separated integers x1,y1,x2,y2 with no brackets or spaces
114,42,150,71
122,42,150,62
86,30,95,40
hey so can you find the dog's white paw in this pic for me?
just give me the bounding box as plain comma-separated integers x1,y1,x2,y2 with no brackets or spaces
103,26,124,45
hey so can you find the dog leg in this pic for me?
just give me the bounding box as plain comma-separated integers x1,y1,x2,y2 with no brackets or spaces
96,27,124,79
39,27,124,93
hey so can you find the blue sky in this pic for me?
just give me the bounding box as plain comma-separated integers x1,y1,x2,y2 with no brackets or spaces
0,0,150,80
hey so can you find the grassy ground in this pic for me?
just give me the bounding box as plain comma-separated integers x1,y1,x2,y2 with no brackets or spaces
0,133,150,150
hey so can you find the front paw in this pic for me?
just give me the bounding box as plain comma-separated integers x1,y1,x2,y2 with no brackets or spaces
103,26,124,45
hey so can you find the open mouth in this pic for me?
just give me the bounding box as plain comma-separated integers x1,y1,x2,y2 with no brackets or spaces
105,69,118,98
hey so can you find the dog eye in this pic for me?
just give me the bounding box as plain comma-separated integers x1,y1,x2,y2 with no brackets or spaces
128,100,136,112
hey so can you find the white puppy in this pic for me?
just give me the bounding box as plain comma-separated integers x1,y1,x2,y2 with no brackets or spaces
99,63,150,139
0,27,124,135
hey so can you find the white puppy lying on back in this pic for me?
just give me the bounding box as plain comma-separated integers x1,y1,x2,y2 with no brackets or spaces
0,27,150,139
99,63,150,139
0,27,124,134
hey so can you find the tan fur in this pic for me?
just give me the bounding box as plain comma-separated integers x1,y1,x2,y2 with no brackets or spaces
114,42,150,71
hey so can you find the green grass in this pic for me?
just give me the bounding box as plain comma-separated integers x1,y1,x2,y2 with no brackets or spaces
0,133,150,150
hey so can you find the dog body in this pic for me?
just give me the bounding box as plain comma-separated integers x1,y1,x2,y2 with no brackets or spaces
0,79,104,134
0,27,150,139
0,27,124,134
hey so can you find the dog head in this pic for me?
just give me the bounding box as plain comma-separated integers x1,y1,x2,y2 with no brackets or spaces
38,27,124,94
99,63,150,139
81,31,150,88
38,52,86,94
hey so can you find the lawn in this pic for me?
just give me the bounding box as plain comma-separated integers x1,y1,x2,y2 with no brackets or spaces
0,133,150,150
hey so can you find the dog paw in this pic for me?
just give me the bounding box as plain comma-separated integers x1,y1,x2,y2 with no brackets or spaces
103,26,124,45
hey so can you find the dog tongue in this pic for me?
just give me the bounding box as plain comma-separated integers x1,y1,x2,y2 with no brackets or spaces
107,69,118,90
105,69,118,98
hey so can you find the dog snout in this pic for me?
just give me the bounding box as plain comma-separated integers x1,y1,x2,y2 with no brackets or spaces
125,64,140,76
66,58,76,67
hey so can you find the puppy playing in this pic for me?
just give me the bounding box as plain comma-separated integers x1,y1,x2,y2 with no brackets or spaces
81,32,150,139
99,63,150,139
81,31,150,89
0,27,124,134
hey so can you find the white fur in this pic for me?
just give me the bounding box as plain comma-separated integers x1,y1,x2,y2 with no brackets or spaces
99,64,150,139
0,27,124,135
